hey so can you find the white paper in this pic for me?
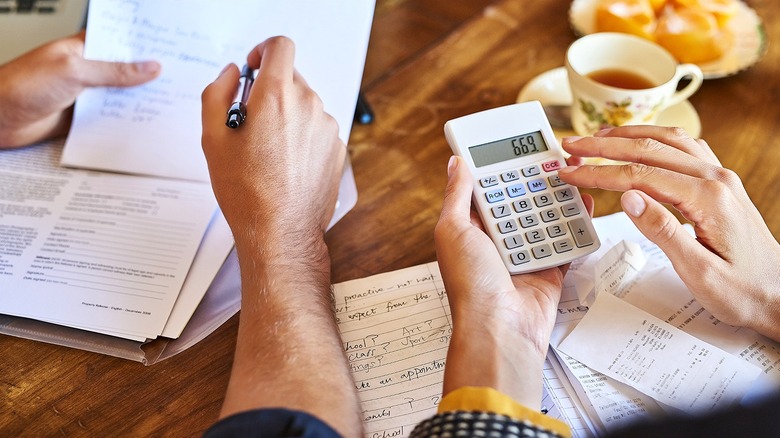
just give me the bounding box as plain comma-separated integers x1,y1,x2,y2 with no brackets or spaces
62,0,375,182
0,141,216,340
594,240,646,300
332,262,579,438
559,292,762,413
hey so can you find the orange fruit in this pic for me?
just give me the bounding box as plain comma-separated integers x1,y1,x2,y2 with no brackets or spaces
655,5,731,63
595,0,657,40
671,0,738,26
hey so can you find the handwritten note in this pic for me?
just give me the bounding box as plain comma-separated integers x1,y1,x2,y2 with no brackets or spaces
62,0,375,181
332,262,583,438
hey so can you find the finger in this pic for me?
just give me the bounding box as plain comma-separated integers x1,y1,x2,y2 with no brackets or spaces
247,36,296,83
595,125,720,165
439,156,475,225
201,64,239,150
581,193,595,217
561,134,718,179
620,190,718,280
77,59,161,88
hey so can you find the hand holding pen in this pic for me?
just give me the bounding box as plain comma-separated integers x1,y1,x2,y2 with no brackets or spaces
225,64,255,129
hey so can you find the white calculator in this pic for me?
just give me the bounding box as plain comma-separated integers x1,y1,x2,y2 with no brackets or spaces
443,101,600,274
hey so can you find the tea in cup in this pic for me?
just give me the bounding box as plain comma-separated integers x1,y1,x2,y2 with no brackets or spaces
565,32,704,136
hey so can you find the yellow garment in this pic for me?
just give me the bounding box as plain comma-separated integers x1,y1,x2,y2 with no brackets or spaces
437,386,572,438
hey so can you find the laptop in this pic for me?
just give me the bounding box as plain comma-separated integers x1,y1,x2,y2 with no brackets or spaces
0,0,89,64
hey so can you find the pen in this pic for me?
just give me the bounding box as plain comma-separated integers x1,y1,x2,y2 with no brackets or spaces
354,91,374,125
226,64,255,129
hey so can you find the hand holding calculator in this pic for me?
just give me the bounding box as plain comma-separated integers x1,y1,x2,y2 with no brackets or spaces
444,101,600,274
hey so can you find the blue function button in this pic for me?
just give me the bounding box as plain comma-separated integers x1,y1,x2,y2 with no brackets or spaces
485,188,505,203
506,183,527,198
527,178,547,193
479,175,499,187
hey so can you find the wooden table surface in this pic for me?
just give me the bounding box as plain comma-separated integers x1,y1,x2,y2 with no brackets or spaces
2,0,777,436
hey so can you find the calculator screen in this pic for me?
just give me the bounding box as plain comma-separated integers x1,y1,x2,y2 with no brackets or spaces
468,130,549,167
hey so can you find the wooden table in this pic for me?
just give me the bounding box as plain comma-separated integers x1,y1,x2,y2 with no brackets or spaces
2,0,777,435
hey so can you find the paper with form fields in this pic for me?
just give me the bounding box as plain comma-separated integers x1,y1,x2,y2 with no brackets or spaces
62,0,374,182
332,262,587,438
0,141,216,340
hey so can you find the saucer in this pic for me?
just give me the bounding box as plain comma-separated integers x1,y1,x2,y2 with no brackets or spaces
517,67,701,139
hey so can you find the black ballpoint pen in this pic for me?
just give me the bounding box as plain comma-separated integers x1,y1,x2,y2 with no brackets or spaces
226,64,255,129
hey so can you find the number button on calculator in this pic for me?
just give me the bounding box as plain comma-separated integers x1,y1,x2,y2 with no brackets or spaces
479,164,596,268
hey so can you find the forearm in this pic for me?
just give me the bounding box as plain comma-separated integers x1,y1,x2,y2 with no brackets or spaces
220,234,362,436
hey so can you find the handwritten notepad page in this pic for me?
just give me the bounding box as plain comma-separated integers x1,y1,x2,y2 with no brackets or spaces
332,262,588,438
0,141,216,341
62,0,374,182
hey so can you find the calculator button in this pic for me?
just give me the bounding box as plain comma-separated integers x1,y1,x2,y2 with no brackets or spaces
519,214,539,228
527,178,547,193
504,236,524,249
491,204,510,218
497,219,518,234
568,218,595,247
554,188,575,202
542,160,562,172
532,244,553,259
533,194,553,207
553,239,574,253
525,229,545,243
548,174,565,187
512,198,532,213
479,176,498,188
510,250,530,265
485,189,505,203
522,165,541,177
501,170,520,182
546,224,567,238
506,184,527,198
540,207,561,223
561,203,581,217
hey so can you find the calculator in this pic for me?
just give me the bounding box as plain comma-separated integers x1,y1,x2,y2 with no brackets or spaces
443,101,600,274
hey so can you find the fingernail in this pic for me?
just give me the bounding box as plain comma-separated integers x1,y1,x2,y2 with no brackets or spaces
136,61,161,74
562,136,583,144
447,155,458,178
594,128,614,137
622,191,647,217
557,165,578,174
219,63,232,76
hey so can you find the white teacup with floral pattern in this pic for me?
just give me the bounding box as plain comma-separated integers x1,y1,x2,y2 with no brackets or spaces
565,32,703,136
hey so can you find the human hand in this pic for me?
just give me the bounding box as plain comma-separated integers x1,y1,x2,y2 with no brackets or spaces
434,155,593,406
558,126,780,342
201,37,346,258
0,32,160,148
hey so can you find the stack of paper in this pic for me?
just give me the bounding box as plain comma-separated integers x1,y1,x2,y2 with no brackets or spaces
0,0,374,353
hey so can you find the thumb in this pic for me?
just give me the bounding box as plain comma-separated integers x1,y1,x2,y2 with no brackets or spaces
439,156,475,224
77,59,161,88
621,190,712,276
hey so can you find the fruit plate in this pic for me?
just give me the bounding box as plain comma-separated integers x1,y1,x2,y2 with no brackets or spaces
568,0,767,78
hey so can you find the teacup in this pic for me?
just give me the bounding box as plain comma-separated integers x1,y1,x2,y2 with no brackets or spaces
565,32,703,136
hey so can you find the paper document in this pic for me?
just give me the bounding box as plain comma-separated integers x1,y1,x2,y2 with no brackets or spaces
0,141,216,340
332,262,584,438
62,0,375,182
559,292,762,413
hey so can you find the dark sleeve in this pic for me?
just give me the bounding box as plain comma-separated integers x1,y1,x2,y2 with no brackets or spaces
410,411,568,438
203,408,342,438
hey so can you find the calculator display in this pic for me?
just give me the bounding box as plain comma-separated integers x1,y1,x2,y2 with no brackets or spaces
468,130,549,167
